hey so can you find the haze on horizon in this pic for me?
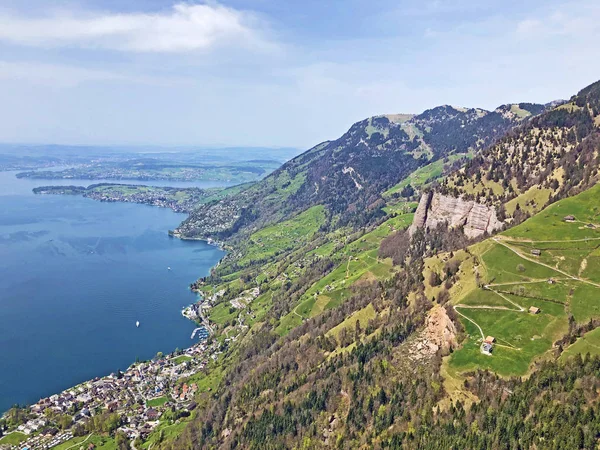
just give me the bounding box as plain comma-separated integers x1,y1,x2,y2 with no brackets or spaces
0,0,599,149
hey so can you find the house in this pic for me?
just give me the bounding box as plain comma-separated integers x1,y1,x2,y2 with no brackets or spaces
529,306,540,314
485,336,496,344
564,215,576,222
531,249,542,256
105,401,118,412
481,342,493,355
547,278,555,284
146,408,159,421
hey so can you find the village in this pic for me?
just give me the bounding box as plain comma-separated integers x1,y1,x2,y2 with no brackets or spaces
0,333,227,450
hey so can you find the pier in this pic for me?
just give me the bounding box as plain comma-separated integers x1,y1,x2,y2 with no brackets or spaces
191,327,209,340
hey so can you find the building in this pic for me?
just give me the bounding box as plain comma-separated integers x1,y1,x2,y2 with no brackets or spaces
485,336,496,344
531,249,542,256
564,215,576,222
529,306,540,314
146,408,159,421
481,342,493,355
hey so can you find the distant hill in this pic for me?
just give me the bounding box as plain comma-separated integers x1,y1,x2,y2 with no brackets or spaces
175,102,545,240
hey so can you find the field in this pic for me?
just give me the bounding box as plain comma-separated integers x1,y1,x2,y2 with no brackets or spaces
172,355,192,365
52,434,116,450
326,303,376,341
448,183,600,376
275,211,413,335
504,185,552,215
237,205,326,267
383,153,468,197
147,396,169,407
0,431,27,445
560,327,600,358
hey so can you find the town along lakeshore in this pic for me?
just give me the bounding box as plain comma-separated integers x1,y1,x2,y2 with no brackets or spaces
0,171,226,413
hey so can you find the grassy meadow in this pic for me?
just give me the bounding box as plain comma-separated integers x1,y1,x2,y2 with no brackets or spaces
448,183,600,376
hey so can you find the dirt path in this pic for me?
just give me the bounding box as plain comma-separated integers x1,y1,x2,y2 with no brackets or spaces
63,434,92,450
497,236,600,244
579,258,588,277
453,306,484,340
485,278,567,287
455,236,600,352
493,238,600,288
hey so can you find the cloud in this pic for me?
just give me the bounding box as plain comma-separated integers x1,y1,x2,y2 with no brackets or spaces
515,2,600,39
0,2,274,53
0,60,192,87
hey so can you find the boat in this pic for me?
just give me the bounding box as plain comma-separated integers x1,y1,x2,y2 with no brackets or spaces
136,320,140,328
167,267,171,271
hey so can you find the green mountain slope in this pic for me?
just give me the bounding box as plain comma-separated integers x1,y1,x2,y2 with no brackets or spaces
174,103,544,241
161,182,600,449
144,82,600,449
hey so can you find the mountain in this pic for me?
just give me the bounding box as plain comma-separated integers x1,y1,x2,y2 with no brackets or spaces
440,80,600,219
152,82,600,449
11,82,600,450
174,103,545,240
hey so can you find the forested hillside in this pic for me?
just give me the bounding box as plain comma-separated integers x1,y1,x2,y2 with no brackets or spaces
175,103,544,241
441,80,600,219
146,81,600,449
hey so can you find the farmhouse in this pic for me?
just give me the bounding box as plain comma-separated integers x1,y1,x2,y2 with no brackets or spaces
529,306,540,314
563,215,576,222
531,249,541,256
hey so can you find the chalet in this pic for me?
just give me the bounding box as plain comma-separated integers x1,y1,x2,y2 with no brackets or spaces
531,249,542,256
481,342,493,355
564,215,576,222
529,306,540,314
485,336,496,344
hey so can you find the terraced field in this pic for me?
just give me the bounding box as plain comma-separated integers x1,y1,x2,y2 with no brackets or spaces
447,183,600,376
275,210,414,335
237,205,327,267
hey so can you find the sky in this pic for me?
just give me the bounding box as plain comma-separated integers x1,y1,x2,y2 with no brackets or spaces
0,0,599,148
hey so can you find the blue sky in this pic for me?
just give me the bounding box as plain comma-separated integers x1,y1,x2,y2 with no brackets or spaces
0,0,598,148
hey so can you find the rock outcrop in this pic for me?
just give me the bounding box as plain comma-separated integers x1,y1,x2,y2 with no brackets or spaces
409,192,502,238
407,305,458,361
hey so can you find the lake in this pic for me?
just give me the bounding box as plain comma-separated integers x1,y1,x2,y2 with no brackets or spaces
0,172,226,413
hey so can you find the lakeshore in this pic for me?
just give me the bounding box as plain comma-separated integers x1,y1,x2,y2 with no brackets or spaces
0,287,234,450
0,171,228,414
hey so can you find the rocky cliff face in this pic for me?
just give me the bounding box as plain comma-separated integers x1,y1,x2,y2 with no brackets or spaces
410,191,503,238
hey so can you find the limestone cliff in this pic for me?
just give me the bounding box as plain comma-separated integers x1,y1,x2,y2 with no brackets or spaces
409,192,503,238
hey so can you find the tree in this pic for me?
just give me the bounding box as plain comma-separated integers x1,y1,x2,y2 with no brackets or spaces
400,184,415,198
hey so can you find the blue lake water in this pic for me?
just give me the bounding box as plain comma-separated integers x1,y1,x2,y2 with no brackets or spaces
0,172,226,413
